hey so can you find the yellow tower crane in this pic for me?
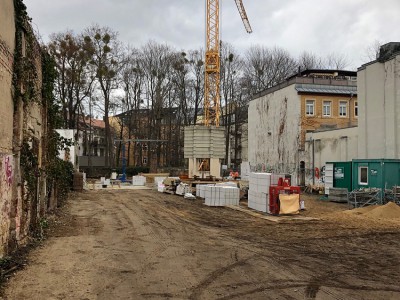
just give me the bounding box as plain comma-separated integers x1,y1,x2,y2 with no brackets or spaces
204,0,252,127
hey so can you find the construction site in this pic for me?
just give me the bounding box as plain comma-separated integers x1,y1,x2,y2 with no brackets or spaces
1,0,400,299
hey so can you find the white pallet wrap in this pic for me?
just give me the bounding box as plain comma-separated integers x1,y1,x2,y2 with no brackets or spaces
132,175,146,186
157,182,166,193
154,177,166,188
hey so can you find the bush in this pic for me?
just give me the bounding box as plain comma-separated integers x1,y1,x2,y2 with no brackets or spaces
116,166,150,177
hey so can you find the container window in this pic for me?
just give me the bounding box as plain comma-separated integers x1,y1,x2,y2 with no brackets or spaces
359,166,368,185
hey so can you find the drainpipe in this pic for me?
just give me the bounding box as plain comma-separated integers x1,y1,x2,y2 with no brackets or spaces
312,137,315,185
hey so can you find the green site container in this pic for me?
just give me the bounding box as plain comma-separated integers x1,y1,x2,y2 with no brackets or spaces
327,161,353,191
352,159,400,192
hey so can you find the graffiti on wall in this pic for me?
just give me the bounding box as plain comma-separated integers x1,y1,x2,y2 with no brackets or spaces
4,155,13,187
0,154,14,256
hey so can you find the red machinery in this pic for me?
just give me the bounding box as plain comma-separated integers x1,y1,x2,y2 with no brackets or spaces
269,178,301,215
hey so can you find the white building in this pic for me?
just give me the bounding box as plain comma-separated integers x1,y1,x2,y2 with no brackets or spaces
248,70,357,184
358,42,400,159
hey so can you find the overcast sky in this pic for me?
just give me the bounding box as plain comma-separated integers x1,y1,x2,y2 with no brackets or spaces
24,0,400,70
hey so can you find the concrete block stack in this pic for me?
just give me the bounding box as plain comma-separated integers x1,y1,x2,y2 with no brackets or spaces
221,186,240,206
196,184,214,198
132,176,146,186
248,172,284,213
204,185,240,207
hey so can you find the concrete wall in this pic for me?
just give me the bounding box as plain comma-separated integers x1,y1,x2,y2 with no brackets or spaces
358,55,400,158
56,129,77,167
0,1,50,257
0,0,15,155
248,84,301,174
304,127,358,183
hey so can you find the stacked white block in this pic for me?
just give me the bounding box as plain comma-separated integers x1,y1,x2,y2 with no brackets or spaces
248,172,285,213
204,185,240,206
132,176,146,186
196,184,214,198
216,182,238,188
221,187,240,206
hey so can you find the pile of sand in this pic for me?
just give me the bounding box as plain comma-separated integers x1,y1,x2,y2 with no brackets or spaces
341,202,400,219
364,202,400,219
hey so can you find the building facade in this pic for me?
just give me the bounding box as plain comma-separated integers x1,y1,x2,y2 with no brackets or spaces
77,117,107,168
248,70,357,182
358,43,400,159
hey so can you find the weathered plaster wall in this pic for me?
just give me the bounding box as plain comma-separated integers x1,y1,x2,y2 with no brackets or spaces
0,0,15,257
248,85,301,174
0,0,15,155
240,123,248,162
56,129,77,166
358,55,400,159
0,155,14,256
0,1,47,257
304,127,358,183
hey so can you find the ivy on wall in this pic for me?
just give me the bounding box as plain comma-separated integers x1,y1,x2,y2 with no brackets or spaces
12,0,40,107
12,0,74,214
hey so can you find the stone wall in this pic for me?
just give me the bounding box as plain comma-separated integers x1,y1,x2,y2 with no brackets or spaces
0,0,48,257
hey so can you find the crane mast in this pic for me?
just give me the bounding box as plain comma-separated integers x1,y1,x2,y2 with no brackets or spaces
204,0,220,127
204,0,252,127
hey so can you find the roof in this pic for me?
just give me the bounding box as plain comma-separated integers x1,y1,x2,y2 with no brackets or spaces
80,117,105,129
90,119,105,129
287,69,357,80
295,84,357,96
252,69,357,100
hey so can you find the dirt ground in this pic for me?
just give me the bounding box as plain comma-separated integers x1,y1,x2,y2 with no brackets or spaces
1,189,400,300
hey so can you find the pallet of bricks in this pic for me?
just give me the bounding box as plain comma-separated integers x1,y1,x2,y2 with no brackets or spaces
196,183,240,206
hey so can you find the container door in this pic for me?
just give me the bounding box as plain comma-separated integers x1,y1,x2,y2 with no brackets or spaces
324,163,334,195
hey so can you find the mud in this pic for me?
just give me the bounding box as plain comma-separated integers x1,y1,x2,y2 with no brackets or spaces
1,190,400,299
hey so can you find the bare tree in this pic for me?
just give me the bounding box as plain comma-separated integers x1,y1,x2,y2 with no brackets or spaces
220,42,244,167
364,40,381,62
243,45,297,95
187,49,204,125
139,41,175,170
297,51,324,71
83,24,124,167
325,52,349,70
48,31,94,129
